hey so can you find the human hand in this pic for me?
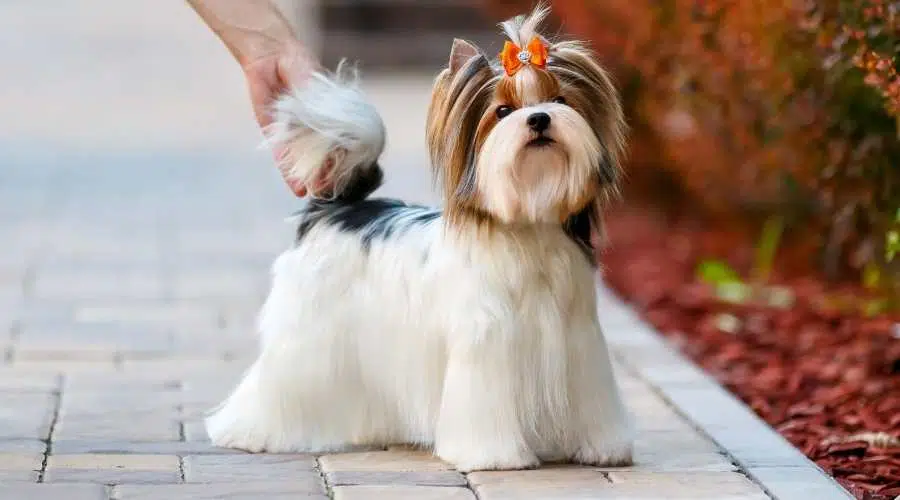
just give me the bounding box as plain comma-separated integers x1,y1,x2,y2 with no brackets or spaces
242,43,319,197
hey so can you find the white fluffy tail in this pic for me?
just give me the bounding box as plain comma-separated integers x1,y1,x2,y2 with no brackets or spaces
264,61,386,201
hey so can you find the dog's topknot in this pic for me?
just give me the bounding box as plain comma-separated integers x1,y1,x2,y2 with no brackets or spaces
499,2,551,47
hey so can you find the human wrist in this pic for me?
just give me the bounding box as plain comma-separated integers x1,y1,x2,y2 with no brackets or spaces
187,0,300,66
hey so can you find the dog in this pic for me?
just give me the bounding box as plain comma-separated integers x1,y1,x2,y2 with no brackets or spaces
205,4,634,472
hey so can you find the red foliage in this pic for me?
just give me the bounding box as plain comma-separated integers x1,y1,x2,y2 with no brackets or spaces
481,0,900,285
602,206,900,499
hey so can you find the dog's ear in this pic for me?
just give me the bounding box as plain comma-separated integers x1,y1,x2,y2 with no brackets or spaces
564,159,621,262
598,158,617,186
449,39,480,74
550,44,625,262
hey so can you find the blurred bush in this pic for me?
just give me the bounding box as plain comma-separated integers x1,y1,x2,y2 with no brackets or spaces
483,0,900,291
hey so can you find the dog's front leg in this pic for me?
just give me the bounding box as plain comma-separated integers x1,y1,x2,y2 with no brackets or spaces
434,335,539,472
567,323,634,467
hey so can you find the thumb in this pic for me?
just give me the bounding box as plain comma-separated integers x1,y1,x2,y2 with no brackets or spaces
248,76,276,129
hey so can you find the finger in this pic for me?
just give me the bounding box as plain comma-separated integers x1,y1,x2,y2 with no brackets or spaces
247,74,275,128
273,147,308,198
287,179,307,197
280,167,307,197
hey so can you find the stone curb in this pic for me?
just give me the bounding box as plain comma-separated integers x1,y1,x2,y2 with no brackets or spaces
596,282,855,500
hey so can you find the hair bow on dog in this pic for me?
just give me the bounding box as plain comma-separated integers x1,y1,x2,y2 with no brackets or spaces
500,36,548,76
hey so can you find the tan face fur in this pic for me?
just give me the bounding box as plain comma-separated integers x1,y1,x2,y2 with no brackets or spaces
426,6,626,244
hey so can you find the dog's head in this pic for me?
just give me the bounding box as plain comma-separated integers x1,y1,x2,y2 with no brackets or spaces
426,4,625,251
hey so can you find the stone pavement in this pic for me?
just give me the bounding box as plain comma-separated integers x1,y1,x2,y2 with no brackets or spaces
0,2,852,499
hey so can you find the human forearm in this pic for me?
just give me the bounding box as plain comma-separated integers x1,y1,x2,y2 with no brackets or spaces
186,0,301,65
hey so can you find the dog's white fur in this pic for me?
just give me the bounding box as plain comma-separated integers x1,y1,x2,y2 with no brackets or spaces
263,62,386,199
477,101,603,223
205,54,633,473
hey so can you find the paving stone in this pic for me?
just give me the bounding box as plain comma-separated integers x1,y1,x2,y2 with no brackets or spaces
62,386,181,413
0,392,56,439
35,262,163,276
216,304,266,331
319,451,453,472
169,333,257,358
333,485,477,500
0,484,108,500
385,444,427,452
631,403,701,434
45,454,181,484
181,370,252,395
9,359,120,373
51,439,243,455
614,344,711,387
171,230,287,257
38,238,161,263
469,466,611,499
0,290,24,313
599,320,664,351
181,401,235,422
706,424,813,468
621,381,704,434
748,466,855,500
64,378,182,395
0,438,45,453
73,302,219,329
12,348,118,362
593,429,736,472
168,269,266,300
327,470,468,487
0,452,43,481
55,392,182,442
605,471,769,499
54,412,181,441
661,386,812,468
119,344,254,364
0,306,17,340
660,384,770,428
181,420,209,442
30,269,164,300
11,301,78,325
112,483,329,499
14,322,172,360
115,359,247,385
0,369,61,392
183,454,319,484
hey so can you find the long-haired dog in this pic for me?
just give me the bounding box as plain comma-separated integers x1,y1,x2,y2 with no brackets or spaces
206,5,633,472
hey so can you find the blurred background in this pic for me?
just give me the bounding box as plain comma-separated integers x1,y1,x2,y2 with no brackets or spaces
0,1,897,498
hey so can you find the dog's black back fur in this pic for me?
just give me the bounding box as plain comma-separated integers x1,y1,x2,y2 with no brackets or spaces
295,198,441,249
293,160,596,264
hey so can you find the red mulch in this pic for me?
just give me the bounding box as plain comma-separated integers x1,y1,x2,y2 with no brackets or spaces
599,205,900,500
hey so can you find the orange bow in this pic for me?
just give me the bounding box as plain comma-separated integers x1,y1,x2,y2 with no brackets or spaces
500,36,548,76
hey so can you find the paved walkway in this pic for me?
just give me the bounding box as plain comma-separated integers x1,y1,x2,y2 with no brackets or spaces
0,2,851,499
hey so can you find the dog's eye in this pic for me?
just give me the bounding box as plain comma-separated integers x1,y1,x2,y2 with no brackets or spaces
552,96,567,105
495,105,514,119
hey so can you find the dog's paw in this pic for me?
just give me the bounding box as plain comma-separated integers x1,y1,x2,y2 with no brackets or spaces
206,419,270,453
571,439,633,467
205,407,287,454
451,455,541,473
208,434,269,453
436,445,540,472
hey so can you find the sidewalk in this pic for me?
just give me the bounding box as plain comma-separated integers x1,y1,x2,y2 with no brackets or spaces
0,3,851,499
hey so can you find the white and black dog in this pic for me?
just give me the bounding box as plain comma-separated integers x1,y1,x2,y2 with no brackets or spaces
206,5,633,472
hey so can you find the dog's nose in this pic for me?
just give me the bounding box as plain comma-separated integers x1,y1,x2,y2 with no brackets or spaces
526,112,551,132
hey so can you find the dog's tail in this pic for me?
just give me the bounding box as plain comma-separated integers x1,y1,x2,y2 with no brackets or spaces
263,61,386,202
